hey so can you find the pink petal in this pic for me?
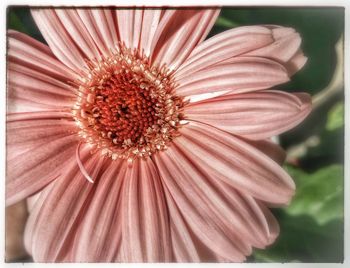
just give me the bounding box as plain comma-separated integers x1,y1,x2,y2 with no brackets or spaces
165,183,242,262
121,158,171,262
6,112,79,206
75,9,110,57
55,9,102,60
285,49,308,76
26,190,42,213
245,26,307,75
185,90,311,140
175,121,296,204
24,148,106,262
164,190,201,262
30,9,87,73
116,9,137,49
174,26,274,81
139,9,163,56
151,9,220,71
7,62,75,113
116,9,164,54
244,139,286,165
256,200,280,244
7,30,77,81
246,26,301,62
155,143,284,258
91,9,119,51
176,57,289,98
24,181,56,256
154,149,248,261
71,159,125,262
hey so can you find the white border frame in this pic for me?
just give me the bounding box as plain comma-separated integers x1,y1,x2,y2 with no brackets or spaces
0,1,348,267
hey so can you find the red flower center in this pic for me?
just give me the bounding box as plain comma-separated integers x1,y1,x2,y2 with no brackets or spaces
72,46,186,160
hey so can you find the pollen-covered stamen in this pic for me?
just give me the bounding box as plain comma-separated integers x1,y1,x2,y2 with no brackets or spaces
72,45,186,160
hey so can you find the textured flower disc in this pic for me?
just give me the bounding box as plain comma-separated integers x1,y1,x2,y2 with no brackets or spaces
73,46,186,160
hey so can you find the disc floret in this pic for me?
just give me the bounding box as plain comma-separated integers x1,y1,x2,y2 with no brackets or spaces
72,46,185,160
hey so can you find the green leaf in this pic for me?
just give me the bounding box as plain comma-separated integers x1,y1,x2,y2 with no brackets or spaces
285,165,343,225
214,16,239,28
326,102,344,131
8,11,27,33
253,214,343,262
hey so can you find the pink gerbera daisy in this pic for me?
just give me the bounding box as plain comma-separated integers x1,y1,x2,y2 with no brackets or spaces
6,7,312,262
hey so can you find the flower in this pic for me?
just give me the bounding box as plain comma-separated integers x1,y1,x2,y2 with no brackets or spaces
6,7,312,262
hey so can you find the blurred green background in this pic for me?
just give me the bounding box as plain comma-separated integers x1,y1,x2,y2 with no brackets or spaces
7,6,344,263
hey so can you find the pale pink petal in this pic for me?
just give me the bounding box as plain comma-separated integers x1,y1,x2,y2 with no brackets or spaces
165,183,243,262
7,30,77,81
156,143,283,256
256,200,280,244
55,9,102,60
176,57,289,98
71,159,125,262
116,9,137,49
151,9,220,71
285,49,308,75
185,90,311,140
154,150,248,261
175,121,296,204
24,148,106,262
26,190,42,213
7,62,75,113
164,190,200,262
174,26,274,80
7,111,75,160
121,158,171,262
90,9,119,51
75,9,110,57
31,9,88,73
6,112,79,206
24,181,56,256
246,26,301,62
245,26,307,75
244,139,286,165
139,9,163,56
115,8,165,54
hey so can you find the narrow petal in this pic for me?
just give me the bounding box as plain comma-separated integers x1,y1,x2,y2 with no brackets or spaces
163,190,201,262
154,150,248,261
7,30,77,81
151,9,220,71
6,112,79,206
76,9,110,57
71,159,125,262
139,9,163,56
31,9,88,73
246,26,302,63
7,62,75,113
24,181,56,256
245,26,307,75
185,90,312,140
244,139,286,165
121,158,171,262
155,143,284,257
234,194,280,246
285,49,308,75
55,9,102,60
24,148,106,262
175,121,296,204
174,26,274,81
91,9,119,51
176,57,289,98
116,9,136,49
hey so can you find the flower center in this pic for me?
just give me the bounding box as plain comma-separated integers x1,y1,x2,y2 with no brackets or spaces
72,46,185,160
